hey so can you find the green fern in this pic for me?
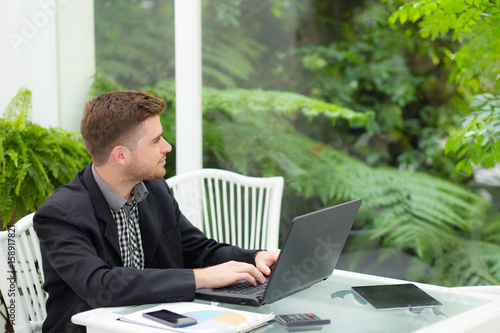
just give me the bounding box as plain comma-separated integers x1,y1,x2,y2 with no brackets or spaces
94,0,175,88
90,71,127,96
202,30,265,87
202,88,375,127
200,88,497,287
0,88,91,228
91,75,500,287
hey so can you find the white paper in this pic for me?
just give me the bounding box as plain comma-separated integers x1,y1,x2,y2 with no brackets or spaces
118,302,274,333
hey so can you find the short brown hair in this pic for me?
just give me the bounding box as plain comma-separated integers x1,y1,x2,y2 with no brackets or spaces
81,90,166,166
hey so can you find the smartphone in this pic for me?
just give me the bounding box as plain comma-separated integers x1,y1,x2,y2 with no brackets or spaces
142,309,197,328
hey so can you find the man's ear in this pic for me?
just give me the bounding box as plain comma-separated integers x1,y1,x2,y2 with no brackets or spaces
111,145,129,166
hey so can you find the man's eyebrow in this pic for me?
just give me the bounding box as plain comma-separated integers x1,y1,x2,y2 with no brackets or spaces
153,132,163,142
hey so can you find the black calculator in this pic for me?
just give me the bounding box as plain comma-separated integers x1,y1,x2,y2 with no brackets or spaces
275,313,331,327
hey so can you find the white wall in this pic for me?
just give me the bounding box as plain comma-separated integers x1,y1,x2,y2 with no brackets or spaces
1,0,202,170
0,0,95,132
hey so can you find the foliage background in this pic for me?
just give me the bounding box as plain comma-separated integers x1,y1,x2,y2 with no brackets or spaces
1,0,494,287
91,0,500,287
2,3,499,332
0,89,91,229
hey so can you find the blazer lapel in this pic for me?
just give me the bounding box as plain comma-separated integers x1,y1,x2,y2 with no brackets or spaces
82,165,121,259
138,200,160,268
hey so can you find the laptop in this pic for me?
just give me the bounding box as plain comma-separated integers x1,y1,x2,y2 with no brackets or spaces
195,198,362,306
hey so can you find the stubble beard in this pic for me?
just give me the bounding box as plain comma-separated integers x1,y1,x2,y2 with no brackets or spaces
125,155,166,183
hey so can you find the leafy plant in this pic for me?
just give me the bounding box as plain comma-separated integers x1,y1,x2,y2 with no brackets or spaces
388,0,500,173
283,1,468,186
90,0,500,286
202,87,375,127
91,72,500,286
446,94,500,174
94,0,269,89
388,0,500,92
94,0,176,89
200,87,498,286
0,88,91,228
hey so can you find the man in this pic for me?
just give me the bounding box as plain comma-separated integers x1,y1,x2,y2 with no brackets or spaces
33,90,279,333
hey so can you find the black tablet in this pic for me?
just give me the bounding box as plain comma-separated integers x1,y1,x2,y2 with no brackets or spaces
352,283,443,310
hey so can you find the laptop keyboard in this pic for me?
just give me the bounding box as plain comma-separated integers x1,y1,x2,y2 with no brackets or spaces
216,278,269,295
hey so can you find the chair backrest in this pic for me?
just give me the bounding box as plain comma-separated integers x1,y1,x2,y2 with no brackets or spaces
167,169,284,250
0,213,46,333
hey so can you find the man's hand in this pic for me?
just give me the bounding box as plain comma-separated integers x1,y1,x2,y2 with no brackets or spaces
254,250,280,276
194,261,266,289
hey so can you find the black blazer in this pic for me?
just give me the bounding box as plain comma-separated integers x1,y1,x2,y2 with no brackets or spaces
34,165,256,333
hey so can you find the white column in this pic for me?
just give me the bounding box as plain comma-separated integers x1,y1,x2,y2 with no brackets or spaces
174,0,203,174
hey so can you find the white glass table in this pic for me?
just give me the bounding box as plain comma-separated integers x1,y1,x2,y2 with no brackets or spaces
72,270,500,332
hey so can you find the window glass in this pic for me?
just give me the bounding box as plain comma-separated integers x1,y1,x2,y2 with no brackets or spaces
93,0,497,288
200,0,433,284
94,0,175,89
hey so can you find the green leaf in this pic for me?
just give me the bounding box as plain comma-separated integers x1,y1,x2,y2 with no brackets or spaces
5,150,19,167
465,160,473,174
1,88,91,227
470,149,480,164
484,152,495,168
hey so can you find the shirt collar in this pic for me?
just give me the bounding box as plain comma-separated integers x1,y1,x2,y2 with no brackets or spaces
91,164,149,213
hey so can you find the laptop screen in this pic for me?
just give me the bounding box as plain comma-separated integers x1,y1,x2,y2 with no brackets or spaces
262,199,362,304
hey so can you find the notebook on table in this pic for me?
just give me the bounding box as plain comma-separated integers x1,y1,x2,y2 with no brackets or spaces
195,198,363,306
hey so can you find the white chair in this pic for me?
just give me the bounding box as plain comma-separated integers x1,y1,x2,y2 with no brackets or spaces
167,169,284,250
0,213,46,333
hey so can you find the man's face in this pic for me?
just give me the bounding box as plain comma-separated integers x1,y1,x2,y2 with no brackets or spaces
125,115,172,182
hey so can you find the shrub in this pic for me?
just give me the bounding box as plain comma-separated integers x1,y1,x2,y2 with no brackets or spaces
0,88,91,228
